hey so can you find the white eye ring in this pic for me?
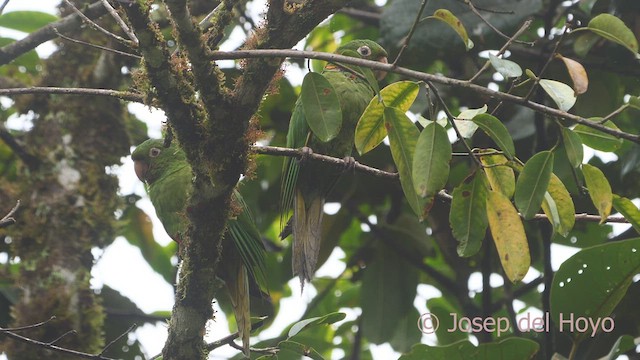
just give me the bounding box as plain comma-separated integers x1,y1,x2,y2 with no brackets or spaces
149,147,161,157
357,45,372,57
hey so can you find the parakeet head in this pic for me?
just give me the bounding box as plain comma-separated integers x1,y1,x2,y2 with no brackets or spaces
131,139,187,184
335,39,388,80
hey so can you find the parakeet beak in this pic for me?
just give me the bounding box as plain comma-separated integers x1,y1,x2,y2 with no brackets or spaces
376,56,388,81
134,160,149,182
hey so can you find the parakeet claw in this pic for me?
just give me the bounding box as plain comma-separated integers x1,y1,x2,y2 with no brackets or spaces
298,146,313,164
342,156,356,172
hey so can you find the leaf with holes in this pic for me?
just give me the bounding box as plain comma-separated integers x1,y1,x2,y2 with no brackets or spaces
355,81,420,155
515,151,554,219
550,238,640,343
451,171,489,257
300,72,342,142
486,191,530,283
480,152,515,198
429,9,473,50
582,164,612,223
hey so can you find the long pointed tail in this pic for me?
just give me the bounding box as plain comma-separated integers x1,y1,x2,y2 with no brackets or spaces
292,189,324,287
227,265,251,357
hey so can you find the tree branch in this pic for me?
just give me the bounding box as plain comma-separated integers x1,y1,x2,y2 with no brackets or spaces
0,318,136,360
0,1,108,66
252,144,630,225
209,49,640,144
0,87,144,102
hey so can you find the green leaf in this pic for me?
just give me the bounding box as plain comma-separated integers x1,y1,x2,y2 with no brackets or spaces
550,238,640,343
287,312,346,338
0,11,58,33
450,171,489,257
515,151,555,219
355,81,420,155
278,340,324,360
582,164,612,223
612,195,640,233
471,114,516,159
399,338,540,360
430,9,473,50
300,72,342,142
541,174,576,237
385,107,430,219
489,53,523,78
587,13,639,55
412,122,452,198
479,152,515,198
452,105,487,138
362,241,418,344
629,96,640,110
604,335,636,360
486,191,530,283
561,127,584,168
573,120,623,152
539,79,577,111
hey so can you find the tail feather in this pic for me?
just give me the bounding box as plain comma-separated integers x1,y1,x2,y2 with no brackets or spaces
292,189,324,287
227,265,251,357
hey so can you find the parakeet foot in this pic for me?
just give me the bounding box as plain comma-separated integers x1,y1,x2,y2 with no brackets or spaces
298,146,313,164
342,156,356,172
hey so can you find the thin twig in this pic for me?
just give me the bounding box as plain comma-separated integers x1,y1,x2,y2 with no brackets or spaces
425,81,482,167
100,0,138,44
0,325,118,360
207,49,640,144
252,144,629,224
524,27,569,101
0,87,143,102
53,28,142,59
392,0,429,65
99,324,136,355
599,103,630,123
469,19,532,83
465,0,533,45
47,330,77,345
0,0,10,15
0,1,109,66
0,315,52,331
252,145,398,180
62,0,134,47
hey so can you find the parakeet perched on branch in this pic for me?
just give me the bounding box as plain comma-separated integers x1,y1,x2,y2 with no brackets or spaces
131,139,266,357
280,40,388,286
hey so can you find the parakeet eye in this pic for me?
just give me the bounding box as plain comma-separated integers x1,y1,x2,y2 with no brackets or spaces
357,45,372,57
149,147,161,157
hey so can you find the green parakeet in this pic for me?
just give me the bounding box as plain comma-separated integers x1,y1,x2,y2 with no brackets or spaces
280,40,388,285
131,139,267,357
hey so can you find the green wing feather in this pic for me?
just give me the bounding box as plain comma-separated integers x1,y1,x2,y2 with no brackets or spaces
280,99,310,229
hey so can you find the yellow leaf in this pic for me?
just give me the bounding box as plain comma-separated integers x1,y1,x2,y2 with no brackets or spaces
486,191,530,283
